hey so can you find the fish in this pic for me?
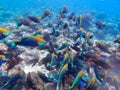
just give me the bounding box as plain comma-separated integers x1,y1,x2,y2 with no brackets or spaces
39,83,44,90
33,29,42,36
6,57,23,72
40,9,51,20
50,53,56,65
38,54,51,67
93,66,106,85
16,20,31,28
1,69,25,89
0,57,8,66
79,27,84,41
63,23,68,29
96,41,112,53
95,20,106,29
79,15,82,25
113,75,119,82
59,5,68,15
70,53,76,67
0,28,10,40
72,33,79,41
56,64,68,90
82,32,93,43
114,37,120,44
26,72,37,89
113,75,119,90
37,71,52,83
27,58,39,67
14,38,38,47
86,77,96,89
0,54,6,60
14,35,46,47
92,60,113,69
28,16,40,23
66,70,84,90
67,13,75,20
57,42,69,50
30,35,46,46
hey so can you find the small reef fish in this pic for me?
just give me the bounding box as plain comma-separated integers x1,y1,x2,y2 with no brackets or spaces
57,42,69,50
0,6,119,90
28,16,40,23
11,35,46,47
114,37,120,44
96,41,112,53
86,77,96,89
16,20,31,28
40,9,51,20
0,28,10,40
0,55,8,66
56,64,68,90
66,70,84,90
0,69,25,89
95,20,106,29
26,72,37,90
37,71,52,83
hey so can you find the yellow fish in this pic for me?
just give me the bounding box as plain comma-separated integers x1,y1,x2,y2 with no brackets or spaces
113,75,119,82
30,35,45,43
96,41,103,46
51,53,56,58
86,77,96,88
0,28,9,35
79,15,82,25
0,55,5,59
61,64,68,72
80,27,84,31
64,53,69,59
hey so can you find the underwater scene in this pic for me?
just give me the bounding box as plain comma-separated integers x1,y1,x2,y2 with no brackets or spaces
0,0,120,90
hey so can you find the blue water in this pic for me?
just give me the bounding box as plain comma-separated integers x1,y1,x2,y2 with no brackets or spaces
0,0,120,17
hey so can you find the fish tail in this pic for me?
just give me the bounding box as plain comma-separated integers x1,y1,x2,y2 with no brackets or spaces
16,23,19,29
56,84,60,90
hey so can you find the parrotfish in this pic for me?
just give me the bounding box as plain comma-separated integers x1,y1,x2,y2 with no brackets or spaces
12,35,46,47
86,77,96,89
1,69,25,89
26,72,37,89
51,53,56,65
28,16,40,23
57,42,69,50
114,37,120,44
56,64,68,90
0,28,10,40
95,20,106,29
59,5,68,15
0,55,8,66
96,41,112,53
79,27,84,41
92,60,113,69
40,9,51,20
66,70,84,90
16,20,31,28
79,15,82,25
37,71,52,83
70,53,76,67
59,52,69,72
